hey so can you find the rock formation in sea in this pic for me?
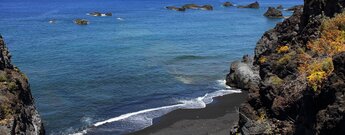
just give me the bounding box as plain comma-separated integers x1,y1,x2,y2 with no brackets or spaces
277,5,284,9
0,35,45,134
74,19,89,25
264,7,283,18
228,0,345,134
223,2,234,7
166,6,186,11
166,4,213,11
237,1,259,9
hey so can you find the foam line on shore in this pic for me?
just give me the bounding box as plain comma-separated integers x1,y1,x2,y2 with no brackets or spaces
71,80,240,135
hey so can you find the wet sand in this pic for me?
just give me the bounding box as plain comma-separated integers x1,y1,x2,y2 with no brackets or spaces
130,91,247,135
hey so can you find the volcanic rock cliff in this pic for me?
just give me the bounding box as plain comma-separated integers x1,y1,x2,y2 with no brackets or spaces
0,35,44,134
228,0,345,134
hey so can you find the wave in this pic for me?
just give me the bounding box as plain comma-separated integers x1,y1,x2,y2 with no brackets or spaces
71,80,240,135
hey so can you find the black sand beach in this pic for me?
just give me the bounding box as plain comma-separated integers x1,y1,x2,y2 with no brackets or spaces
130,91,247,135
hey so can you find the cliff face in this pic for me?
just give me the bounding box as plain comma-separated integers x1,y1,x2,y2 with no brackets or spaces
0,35,44,134
228,0,345,134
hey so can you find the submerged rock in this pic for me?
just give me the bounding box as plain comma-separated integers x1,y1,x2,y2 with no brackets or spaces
0,35,45,134
237,1,259,8
166,6,186,11
264,7,283,18
223,2,234,7
74,19,89,25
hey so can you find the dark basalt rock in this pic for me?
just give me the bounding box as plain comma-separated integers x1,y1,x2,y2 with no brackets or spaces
237,1,259,9
200,5,213,10
166,6,186,11
264,7,283,18
0,36,45,134
223,2,234,7
74,19,89,25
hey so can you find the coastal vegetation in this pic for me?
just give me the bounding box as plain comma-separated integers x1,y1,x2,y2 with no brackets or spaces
299,12,345,91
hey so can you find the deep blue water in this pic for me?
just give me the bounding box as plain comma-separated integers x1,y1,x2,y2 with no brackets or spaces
0,0,303,134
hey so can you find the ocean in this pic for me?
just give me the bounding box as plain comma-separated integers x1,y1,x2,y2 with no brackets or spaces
0,0,302,134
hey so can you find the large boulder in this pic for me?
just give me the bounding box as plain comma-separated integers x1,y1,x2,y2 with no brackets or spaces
74,19,89,25
226,55,261,90
264,7,283,18
238,1,259,9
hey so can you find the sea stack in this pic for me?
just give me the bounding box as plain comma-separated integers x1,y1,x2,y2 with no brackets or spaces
264,7,283,18
0,35,45,134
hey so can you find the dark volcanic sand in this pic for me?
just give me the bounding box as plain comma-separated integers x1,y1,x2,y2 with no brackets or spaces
130,91,247,135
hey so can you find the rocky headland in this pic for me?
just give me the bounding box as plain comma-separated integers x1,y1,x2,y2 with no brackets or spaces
0,36,45,134
227,0,345,134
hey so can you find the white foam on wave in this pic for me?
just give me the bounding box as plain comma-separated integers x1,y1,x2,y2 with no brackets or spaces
71,80,240,135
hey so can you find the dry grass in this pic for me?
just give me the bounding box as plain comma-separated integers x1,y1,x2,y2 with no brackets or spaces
298,12,345,91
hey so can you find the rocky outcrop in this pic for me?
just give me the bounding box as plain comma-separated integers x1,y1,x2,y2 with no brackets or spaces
0,35,45,134
277,5,284,9
237,1,259,9
74,19,89,25
264,7,283,18
228,0,345,134
223,2,234,7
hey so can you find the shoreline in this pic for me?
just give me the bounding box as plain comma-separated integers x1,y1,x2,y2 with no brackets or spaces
129,91,247,135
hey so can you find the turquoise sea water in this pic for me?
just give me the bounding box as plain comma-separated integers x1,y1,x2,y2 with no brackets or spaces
0,0,302,134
